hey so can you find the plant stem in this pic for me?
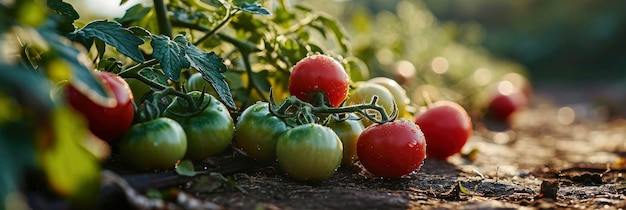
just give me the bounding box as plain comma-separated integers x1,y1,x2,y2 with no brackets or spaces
241,51,269,103
193,9,240,46
153,0,172,37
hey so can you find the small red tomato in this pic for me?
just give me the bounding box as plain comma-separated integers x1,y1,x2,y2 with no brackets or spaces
66,71,135,143
357,119,427,178
414,101,472,160
486,91,527,122
289,54,350,107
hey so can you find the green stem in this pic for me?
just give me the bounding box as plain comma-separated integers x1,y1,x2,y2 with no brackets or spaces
118,59,203,114
241,51,269,102
193,9,240,46
153,0,172,37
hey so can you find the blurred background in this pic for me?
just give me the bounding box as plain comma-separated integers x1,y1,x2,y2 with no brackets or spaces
69,0,626,119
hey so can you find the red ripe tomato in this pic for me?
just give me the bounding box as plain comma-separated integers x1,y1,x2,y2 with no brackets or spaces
357,120,427,178
486,91,527,122
66,71,135,143
289,54,349,107
414,101,472,160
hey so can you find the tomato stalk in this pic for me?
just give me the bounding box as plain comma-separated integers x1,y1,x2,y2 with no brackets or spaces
119,61,208,117
217,33,269,106
153,0,172,37
193,8,241,46
269,89,398,125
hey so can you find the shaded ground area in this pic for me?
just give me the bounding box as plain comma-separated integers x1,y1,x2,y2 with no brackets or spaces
29,86,626,209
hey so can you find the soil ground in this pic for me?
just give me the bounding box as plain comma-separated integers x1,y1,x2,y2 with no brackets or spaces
28,84,626,209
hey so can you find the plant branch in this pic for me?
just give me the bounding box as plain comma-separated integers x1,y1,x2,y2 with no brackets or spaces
153,0,172,37
193,9,240,46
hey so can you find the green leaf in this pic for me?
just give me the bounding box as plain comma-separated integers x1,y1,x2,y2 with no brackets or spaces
94,38,106,61
128,26,151,38
115,3,152,25
150,34,190,82
38,28,110,103
138,67,169,87
224,71,243,89
458,182,471,195
186,50,236,110
236,3,271,16
175,160,199,177
47,0,79,21
40,106,101,206
96,58,123,73
251,70,271,92
47,0,79,33
319,15,350,52
0,119,37,209
69,20,145,62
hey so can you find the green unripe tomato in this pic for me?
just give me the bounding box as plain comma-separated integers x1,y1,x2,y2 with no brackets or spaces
185,73,218,97
164,91,234,160
233,102,289,160
367,77,411,119
119,117,187,170
345,82,396,127
327,115,365,165
276,123,343,181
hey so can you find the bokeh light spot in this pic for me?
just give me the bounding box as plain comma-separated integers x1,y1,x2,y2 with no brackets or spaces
431,57,449,74
497,80,515,95
557,107,575,125
473,68,492,86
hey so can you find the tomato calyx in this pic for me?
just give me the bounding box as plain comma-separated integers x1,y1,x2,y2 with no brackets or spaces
162,88,213,118
268,89,398,125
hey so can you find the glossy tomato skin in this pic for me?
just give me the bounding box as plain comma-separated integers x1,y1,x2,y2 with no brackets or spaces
289,54,349,107
327,115,365,165
233,102,289,160
357,120,426,178
66,71,134,143
414,101,472,160
367,77,411,119
344,82,396,127
119,117,187,170
276,123,343,181
163,91,234,160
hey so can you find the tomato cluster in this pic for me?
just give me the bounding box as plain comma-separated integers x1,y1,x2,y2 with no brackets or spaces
66,71,235,171
232,54,430,180
69,54,479,180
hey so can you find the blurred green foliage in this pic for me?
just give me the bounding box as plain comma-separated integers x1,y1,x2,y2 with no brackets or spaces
423,0,626,82
302,0,527,115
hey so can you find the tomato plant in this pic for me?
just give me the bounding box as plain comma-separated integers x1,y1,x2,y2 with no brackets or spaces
185,73,219,97
414,101,472,160
119,117,187,170
345,82,396,126
276,123,343,181
327,114,365,165
66,71,135,143
289,54,350,107
233,102,289,160
367,77,411,119
164,91,234,160
356,119,426,178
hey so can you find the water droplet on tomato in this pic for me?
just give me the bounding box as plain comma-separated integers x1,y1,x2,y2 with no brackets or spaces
217,107,223,112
